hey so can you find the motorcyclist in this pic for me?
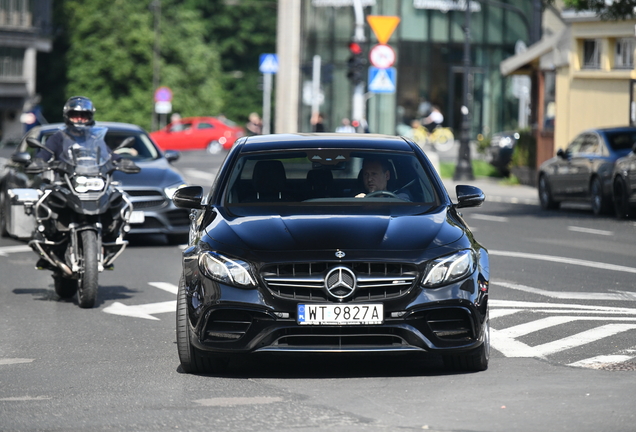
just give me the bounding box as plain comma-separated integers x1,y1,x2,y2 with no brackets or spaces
30,96,135,171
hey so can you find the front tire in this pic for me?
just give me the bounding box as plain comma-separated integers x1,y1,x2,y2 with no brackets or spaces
77,230,99,308
613,177,631,219
538,174,559,210
591,177,611,216
176,277,226,374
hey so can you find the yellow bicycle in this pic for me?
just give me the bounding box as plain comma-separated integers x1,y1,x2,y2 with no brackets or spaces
412,125,455,153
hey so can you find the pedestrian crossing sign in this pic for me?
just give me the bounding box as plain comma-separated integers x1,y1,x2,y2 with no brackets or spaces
368,67,396,93
259,54,279,74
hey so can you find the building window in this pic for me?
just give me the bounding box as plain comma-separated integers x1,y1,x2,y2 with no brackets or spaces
615,38,635,69
582,39,600,69
0,47,24,77
0,0,32,27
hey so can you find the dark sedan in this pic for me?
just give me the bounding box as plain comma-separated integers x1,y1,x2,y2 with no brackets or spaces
612,142,636,219
173,133,490,374
538,126,636,215
0,122,190,243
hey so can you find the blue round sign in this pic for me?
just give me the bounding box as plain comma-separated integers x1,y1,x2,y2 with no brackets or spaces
154,86,173,102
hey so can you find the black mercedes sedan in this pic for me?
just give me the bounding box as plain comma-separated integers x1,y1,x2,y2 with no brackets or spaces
538,126,636,215
0,122,189,243
612,142,636,219
173,133,490,373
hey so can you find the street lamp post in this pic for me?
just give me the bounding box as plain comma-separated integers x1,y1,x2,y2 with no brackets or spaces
453,0,474,181
151,0,161,132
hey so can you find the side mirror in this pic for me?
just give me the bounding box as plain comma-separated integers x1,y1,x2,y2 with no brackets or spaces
455,185,485,209
26,137,54,156
557,148,567,159
632,142,636,154
164,150,180,163
11,152,31,165
173,186,204,209
117,159,141,174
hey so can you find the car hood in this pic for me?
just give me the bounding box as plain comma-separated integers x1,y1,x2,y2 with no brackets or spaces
112,158,185,187
203,208,464,255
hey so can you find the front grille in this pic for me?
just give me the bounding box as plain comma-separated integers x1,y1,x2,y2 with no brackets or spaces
131,199,167,209
261,262,419,302
272,327,407,349
122,188,168,210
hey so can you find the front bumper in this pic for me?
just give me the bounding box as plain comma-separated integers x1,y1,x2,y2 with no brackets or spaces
184,272,489,355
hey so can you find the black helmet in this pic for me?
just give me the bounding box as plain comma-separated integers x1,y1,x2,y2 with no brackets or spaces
63,96,95,130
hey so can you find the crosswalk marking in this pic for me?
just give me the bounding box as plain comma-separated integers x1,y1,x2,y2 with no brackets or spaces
568,354,635,368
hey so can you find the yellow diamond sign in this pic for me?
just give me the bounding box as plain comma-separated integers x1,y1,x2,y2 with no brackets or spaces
366,16,400,45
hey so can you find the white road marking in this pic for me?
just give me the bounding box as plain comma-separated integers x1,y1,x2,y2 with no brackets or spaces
489,250,636,274
0,358,34,365
489,309,522,319
148,282,179,295
567,226,613,236
470,214,509,223
491,299,636,314
495,280,636,301
0,245,31,256
568,355,634,368
103,300,176,320
194,397,283,407
532,324,636,357
0,396,51,401
496,316,579,339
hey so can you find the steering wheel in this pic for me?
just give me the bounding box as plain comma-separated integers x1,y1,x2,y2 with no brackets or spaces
365,190,400,199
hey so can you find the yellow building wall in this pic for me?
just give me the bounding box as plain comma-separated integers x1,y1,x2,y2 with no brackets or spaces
553,18,636,152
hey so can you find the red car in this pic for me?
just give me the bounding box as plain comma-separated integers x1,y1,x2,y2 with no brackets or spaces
150,116,244,154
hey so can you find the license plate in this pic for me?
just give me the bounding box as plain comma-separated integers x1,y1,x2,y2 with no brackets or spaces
129,211,145,224
297,304,383,325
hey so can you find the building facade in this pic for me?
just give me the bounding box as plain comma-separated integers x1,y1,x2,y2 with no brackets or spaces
0,0,52,143
277,0,542,139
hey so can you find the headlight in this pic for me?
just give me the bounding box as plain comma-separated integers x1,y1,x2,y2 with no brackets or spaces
73,176,105,193
198,251,256,287
422,250,476,288
164,183,187,199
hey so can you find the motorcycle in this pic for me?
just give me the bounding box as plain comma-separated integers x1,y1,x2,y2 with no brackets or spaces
24,126,140,308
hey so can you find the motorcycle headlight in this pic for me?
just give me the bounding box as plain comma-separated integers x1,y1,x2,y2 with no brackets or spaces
198,251,256,288
164,183,187,199
422,250,476,288
73,176,106,193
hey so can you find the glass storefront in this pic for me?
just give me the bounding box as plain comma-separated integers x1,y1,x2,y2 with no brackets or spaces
300,0,536,138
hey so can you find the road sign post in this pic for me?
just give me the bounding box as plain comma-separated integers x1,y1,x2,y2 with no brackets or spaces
259,54,279,135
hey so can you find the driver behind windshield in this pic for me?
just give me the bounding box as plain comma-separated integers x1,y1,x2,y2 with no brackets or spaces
356,158,410,200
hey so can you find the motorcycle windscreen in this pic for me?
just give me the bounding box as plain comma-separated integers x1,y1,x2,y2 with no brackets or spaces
60,126,111,175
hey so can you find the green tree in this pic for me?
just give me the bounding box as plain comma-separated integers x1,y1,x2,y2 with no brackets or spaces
559,0,636,20
183,0,278,125
39,0,223,131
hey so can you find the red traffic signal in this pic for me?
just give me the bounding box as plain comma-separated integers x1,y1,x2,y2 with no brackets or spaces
348,42,362,55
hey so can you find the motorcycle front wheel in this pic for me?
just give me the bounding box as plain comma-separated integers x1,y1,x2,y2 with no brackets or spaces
78,230,99,308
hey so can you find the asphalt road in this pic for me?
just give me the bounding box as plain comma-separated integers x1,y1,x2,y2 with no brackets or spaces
1,149,636,432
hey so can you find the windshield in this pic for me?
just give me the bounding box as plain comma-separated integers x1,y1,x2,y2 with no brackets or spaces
59,126,111,171
223,149,440,213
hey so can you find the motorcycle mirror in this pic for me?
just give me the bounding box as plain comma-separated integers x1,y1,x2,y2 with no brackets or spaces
115,137,135,150
11,151,32,165
26,137,54,155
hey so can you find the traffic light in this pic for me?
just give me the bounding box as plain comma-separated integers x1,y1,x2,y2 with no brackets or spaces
346,42,365,85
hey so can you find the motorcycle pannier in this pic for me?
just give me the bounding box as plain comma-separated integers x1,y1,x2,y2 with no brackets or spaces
7,188,41,239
